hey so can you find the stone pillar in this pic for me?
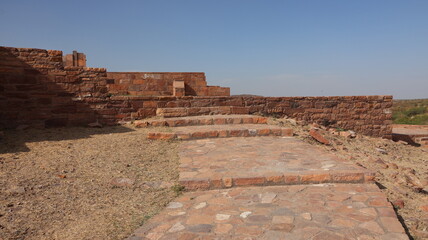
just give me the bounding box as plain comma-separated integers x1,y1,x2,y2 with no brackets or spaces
173,80,185,97
63,51,86,67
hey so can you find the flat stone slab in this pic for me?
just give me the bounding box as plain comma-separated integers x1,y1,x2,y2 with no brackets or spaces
128,184,408,240
135,114,267,128
156,106,250,118
147,124,293,140
393,127,428,136
179,137,374,190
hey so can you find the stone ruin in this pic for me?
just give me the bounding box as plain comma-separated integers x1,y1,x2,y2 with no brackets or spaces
0,46,393,137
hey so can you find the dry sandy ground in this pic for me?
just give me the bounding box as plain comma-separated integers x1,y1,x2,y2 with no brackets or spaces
0,126,180,240
272,118,428,240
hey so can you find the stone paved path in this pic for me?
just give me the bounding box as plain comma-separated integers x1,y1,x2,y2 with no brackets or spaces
128,184,407,240
127,115,409,239
179,137,374,190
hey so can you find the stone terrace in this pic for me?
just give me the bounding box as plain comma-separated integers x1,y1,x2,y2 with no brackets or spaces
178,137,375,191
127,115,408,239
129,184,407,240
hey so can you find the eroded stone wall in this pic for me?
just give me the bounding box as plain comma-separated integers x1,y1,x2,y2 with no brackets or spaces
106,72,230,96
0,46,112,128
0,46,392,137
111,95,393,137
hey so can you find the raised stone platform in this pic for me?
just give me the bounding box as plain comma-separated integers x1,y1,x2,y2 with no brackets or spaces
178,137,374,190
134,115,267,128
156,106,250,118
392,124,428,147
147,124,293,140
127,184,408,240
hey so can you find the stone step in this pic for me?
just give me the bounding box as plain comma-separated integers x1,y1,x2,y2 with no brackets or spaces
134,114,267,128
147,124,293,140
178,137,375,191
156,106,250,118
128,184,408,240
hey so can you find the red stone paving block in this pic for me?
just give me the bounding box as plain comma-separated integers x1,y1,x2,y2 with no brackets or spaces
379,217,406,233
179,179,211,191
368,198,391,207
176,133,191,140
301,173,331,183
206,131,219,138
147,132,176,140
229,129,244,137
218,130,228,138
281,128,293,136
165,120,177,127
210,178,223,189
257,128,271,136
265,174,285,185
200,118,213,125
222,177,233,188
234,177,265,186
231,118,243,124
151,121,167,127
242,117,254,124
213,118,227,125
364,172,376,182
255,117,268,124
284,174,300,184
270,128,282,136
331,172,364,183
173,119,188,127
191,131,208,139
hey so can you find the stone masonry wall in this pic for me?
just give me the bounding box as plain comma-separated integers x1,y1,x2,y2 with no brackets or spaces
0,46,392,137
112,96,392,137
0,46,113,128
106,72,230,96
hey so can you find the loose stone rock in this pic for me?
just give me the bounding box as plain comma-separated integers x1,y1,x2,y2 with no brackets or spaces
168,222,185,233
261,192,277,203
194,202,207,209
240,211,252,218
215,214,231,221
166,202,183,209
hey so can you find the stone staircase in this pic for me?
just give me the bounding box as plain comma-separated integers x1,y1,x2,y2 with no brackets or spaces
136,115,293,140
127,114,409,239
155,106,250,118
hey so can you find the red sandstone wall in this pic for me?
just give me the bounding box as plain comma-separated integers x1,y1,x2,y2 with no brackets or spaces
106,72,230,96
0,46,392,137
108,95,392,137
0,47,112,128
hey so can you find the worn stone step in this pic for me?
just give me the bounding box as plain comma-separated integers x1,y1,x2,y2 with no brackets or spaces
147,124,293,140
156,106,250,118
127,184,408,240
178,137,375,191
134,114,267,128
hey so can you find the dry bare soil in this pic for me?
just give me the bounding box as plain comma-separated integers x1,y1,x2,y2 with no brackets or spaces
0,126,180,240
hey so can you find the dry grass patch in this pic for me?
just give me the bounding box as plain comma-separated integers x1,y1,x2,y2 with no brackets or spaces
0,126,180,240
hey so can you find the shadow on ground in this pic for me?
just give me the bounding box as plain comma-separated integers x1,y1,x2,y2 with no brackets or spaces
0,125,135,154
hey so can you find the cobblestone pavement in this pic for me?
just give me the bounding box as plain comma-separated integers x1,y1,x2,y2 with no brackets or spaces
127,118,408,239
178,137,374,190
127,184,408,240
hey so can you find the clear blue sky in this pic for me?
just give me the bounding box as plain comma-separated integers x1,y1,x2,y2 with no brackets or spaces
1,0,427,99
